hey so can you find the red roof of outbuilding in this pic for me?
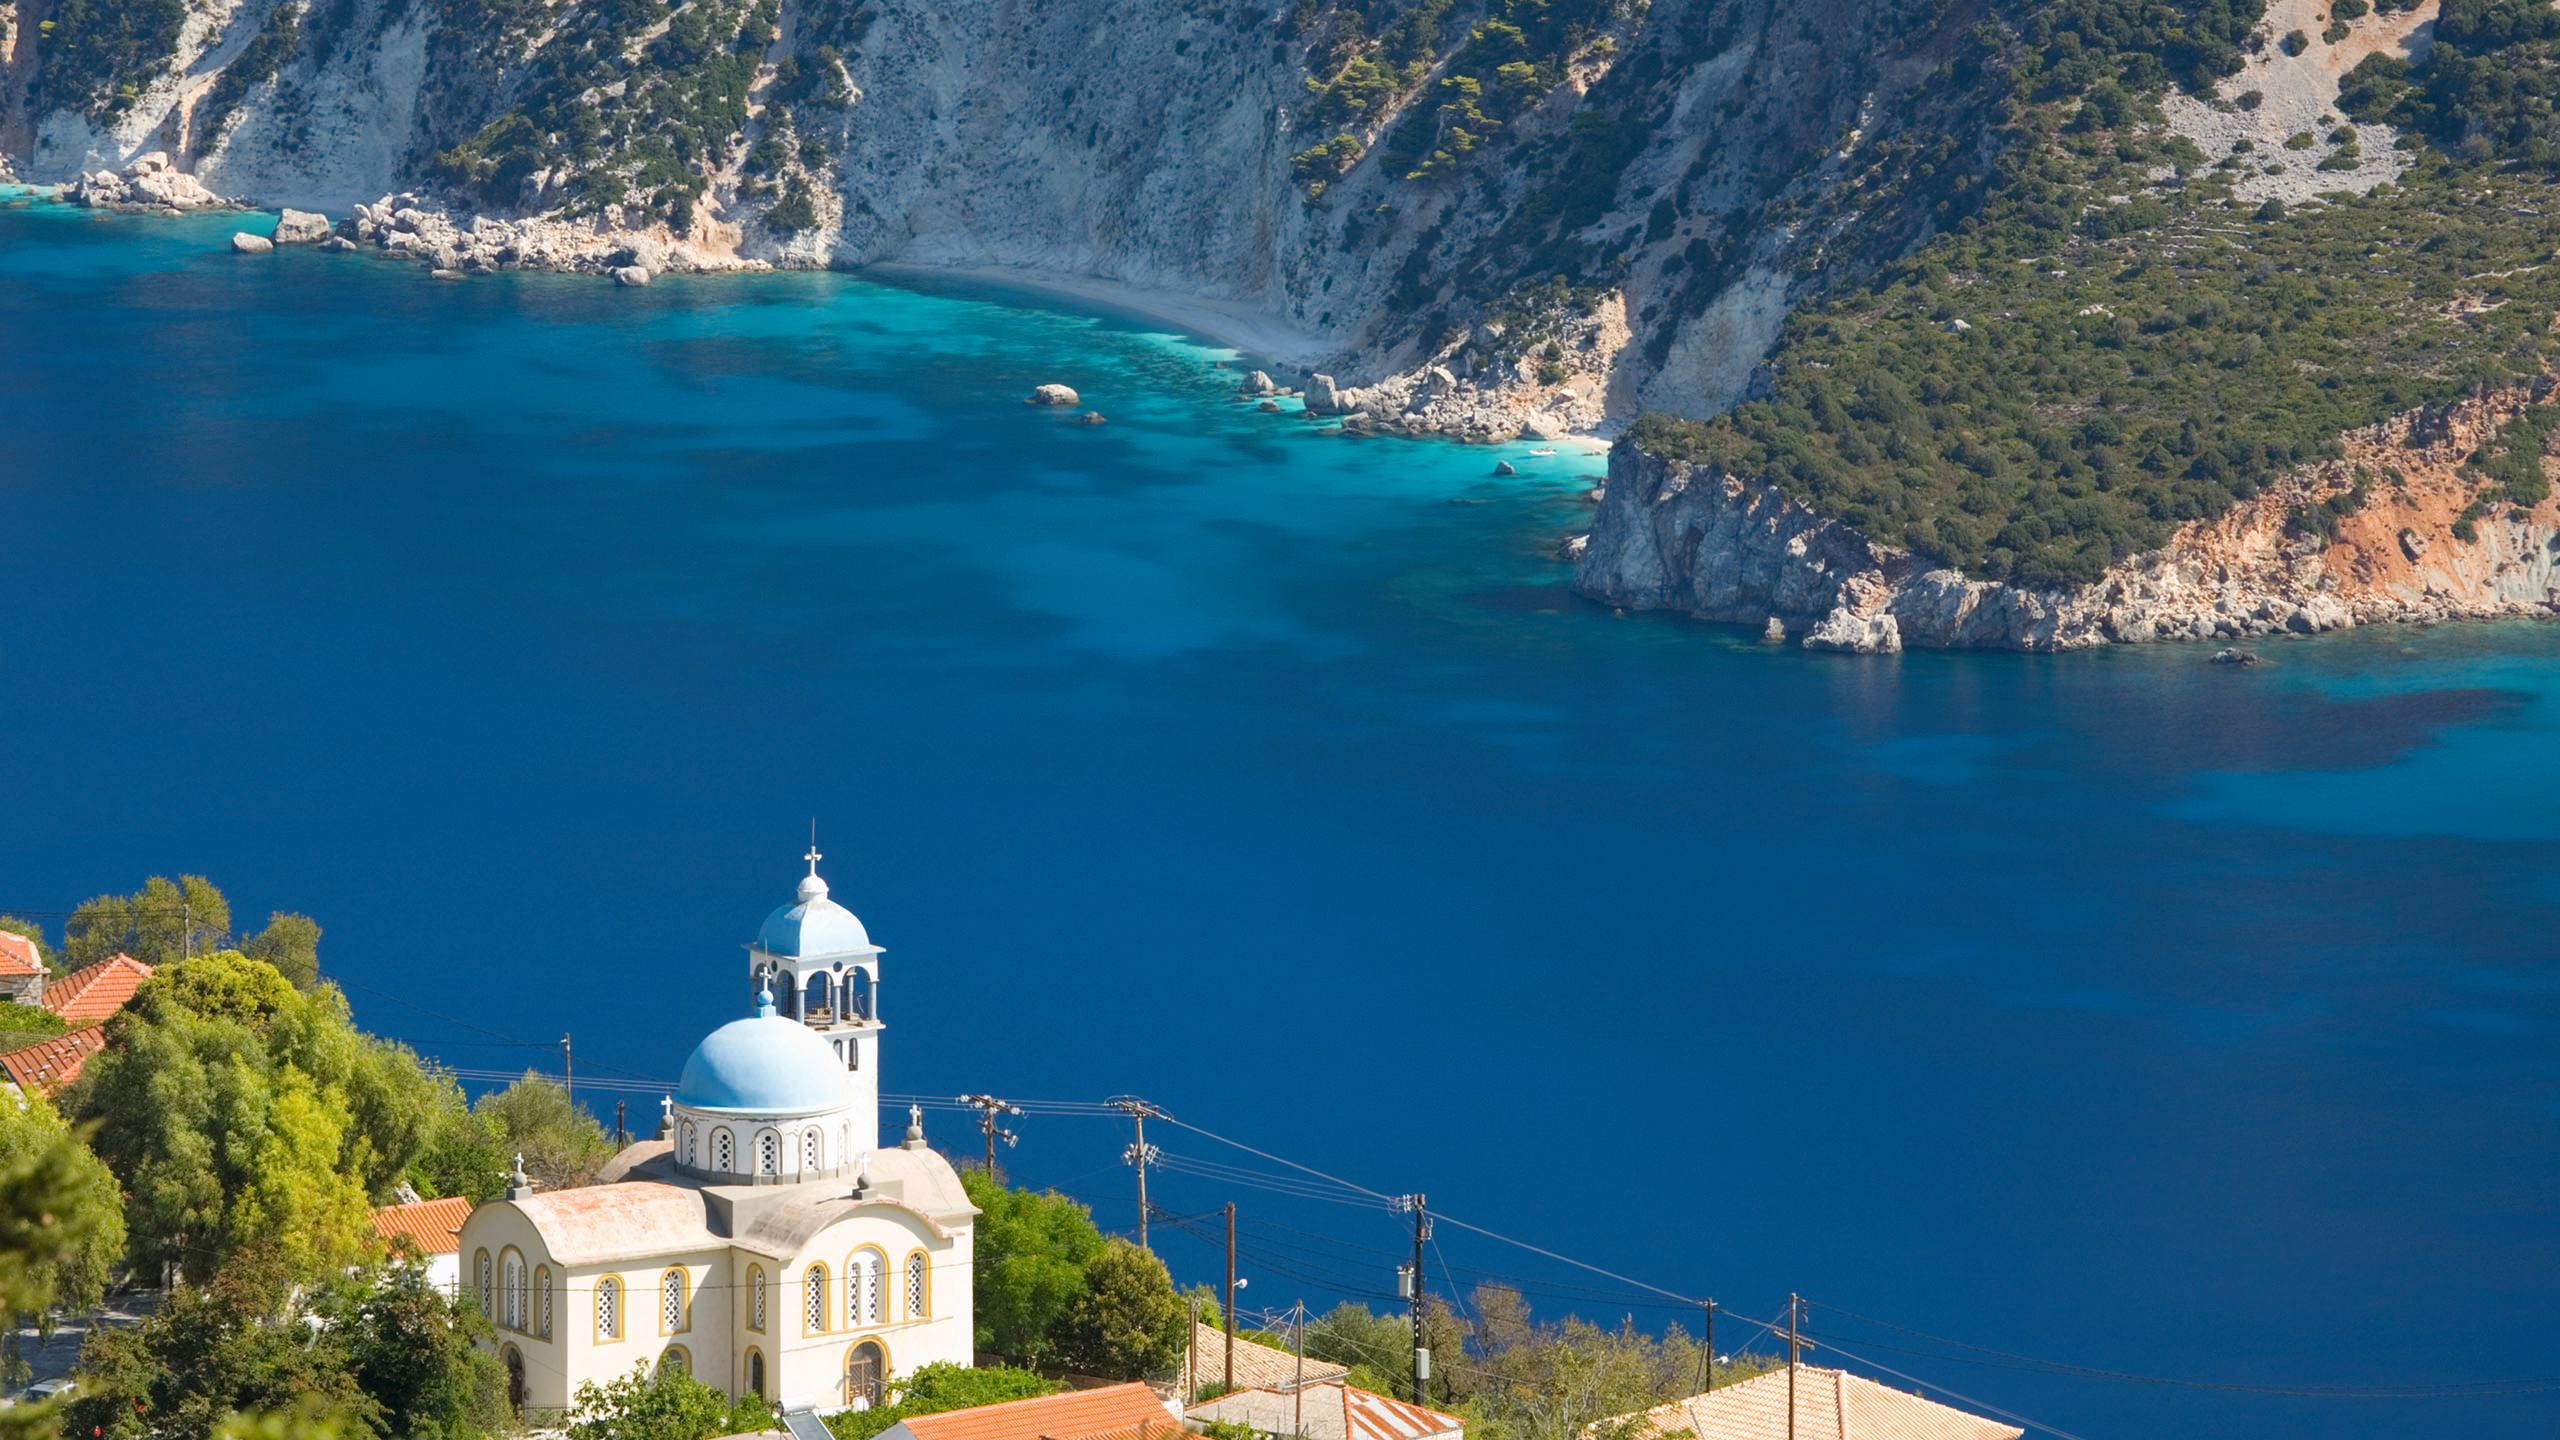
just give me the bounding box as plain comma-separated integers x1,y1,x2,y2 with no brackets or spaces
42,955,153,1026
0,932,43,979
0,1027,108,1095
371,1195,475,1257
896,1383,1174,1440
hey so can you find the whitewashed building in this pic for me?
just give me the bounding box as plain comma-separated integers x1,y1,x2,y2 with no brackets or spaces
455,853,977,1416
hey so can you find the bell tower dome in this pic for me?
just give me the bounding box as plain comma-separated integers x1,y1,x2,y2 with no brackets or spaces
746,847,883,1153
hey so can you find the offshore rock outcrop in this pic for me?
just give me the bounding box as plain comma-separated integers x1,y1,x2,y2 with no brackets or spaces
1575,385,2560,652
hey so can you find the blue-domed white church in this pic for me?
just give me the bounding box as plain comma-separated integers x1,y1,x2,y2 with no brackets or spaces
456,852,977,1416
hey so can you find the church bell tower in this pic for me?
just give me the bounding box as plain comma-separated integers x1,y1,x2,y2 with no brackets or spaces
747,847,883,1153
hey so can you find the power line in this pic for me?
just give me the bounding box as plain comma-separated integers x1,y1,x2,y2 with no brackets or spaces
1814,1300,2560,1399
1818,1338,2103,1440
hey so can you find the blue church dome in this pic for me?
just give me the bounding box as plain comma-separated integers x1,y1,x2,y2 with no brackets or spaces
675,1011,858,1114
757,871,873,958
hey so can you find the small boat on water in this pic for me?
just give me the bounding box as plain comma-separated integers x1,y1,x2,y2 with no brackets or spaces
1527,447,1558,456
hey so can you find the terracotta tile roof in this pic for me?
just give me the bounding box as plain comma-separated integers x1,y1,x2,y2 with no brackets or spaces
371,1195,475,1258
42,955,153,1026
1176,1321,1351,1396
493,1182,722,1265
0,1027,107,1095
895,1382,1175,1440
0,932,43,979
1187,1382,1461,1440
1618,1366,2022,1440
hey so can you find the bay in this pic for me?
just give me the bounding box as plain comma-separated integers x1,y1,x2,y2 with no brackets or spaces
1,198,2554,1438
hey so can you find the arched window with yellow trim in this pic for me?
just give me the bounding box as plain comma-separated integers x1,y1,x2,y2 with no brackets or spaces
501,1248,526,1331
536,1267,553,1339
658,1346,691,1379
475,1249,493,1319
804,1263,830,1335
596,1275,623,1341
745,1348,766,1399
660,1267,689,1334
847,1247,885,1326
748,1264,767,1332
903,1250,929,1321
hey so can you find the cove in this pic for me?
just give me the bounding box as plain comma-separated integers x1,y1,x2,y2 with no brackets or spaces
1,198,2555,1440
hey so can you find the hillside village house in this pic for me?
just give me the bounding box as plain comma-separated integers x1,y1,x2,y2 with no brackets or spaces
873,1381,1181,1440
1185,1382,1461,1440
0,952,156,1098
454,853,976,1415
1612,1365,2022,1440
0,932,45,1005
370,1192,474,1295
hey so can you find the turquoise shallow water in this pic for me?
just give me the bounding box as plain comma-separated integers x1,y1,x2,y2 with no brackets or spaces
3,197,2557,1437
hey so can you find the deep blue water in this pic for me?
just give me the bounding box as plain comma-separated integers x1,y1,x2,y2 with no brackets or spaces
3,196,2557,1439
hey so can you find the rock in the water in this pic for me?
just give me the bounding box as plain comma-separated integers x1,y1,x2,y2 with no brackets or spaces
1239,369,1275,396
230,232,275,255
1802,607,1902,654
1304,373,1342,414
1256,399,1280,413
2211,647,2264,666
1493,460,1517,476
1027,383,1081,407
1078,411,1108,425
271,209,332,244
612,265,652,287
1763,617,1787,642
321,235,358,253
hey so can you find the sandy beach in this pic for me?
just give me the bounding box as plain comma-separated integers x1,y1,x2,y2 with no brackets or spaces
863,261,1333,368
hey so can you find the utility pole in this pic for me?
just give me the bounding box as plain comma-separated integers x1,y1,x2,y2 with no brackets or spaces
956,1094,1022,1177
1290,1300,1308,1440
1695,1300,1715,1394
561,1033,573,1109
1186,1295,1204,1406
1399,1194,1430,1405
1109,1096,1161,1252
1785,1294,1802,1440
614,1099,627,1147
1223,1203,1238,1396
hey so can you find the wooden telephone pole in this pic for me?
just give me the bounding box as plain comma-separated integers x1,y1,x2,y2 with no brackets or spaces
1785,1294,1806,1440
1223,1202,1239,1395
1110,1097,1161,1252
1400,1194,1430,1405
957,1094,1022,1176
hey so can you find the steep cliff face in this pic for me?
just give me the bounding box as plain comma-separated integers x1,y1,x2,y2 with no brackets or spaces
1576,384,2560,652
0,0,1993,423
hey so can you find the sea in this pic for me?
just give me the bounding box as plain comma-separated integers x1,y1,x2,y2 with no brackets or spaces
2,195,2554,1439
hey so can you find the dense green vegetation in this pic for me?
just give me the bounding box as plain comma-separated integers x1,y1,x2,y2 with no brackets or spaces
567,1364,774,1440
67,1263,507,1440
1632,0,2560,585
819,1364,1059,1440
431,0,787,229
2340,0,2560,171
29,0,184,118
960,1170,1187,1376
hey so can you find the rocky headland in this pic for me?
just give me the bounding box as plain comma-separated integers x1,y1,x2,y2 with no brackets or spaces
1575,384,2560,652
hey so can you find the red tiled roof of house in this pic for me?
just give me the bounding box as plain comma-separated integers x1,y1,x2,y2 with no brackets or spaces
0,1026,108,1096
42,954,153,1026
897,1383,1174,1440
1187,1382,1462,1440
370,1195,475,1257
0,932,43,979
1620,1366,2022,1440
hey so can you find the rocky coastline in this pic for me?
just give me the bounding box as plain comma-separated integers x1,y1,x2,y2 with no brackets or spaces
1574,384,2560,652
